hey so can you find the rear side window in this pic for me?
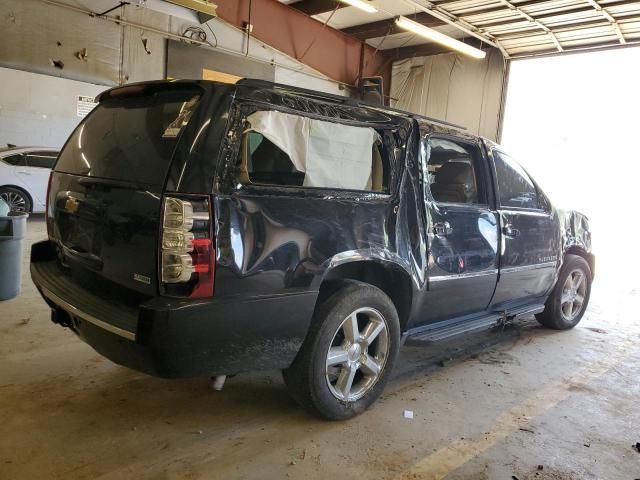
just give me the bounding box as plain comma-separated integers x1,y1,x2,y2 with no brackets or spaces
426,137,484,204
2,154,26,166
56,89,201,185
492,150,539,209
239,110,388,193
26,152,57,169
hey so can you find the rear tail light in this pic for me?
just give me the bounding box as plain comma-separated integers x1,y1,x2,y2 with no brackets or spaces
160,195,214,298
45,172,53,238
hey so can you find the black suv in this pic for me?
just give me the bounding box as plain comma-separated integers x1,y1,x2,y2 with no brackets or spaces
31,79,594,420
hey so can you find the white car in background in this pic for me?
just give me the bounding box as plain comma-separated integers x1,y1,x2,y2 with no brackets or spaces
0,146,59,213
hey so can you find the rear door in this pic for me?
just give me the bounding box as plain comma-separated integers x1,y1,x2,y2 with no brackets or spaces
419,135,500,324
488,148,559,308
50,85,204,296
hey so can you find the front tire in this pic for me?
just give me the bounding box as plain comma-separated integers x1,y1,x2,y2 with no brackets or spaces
0,186,31,213
283,281,400,420
536,254,592,330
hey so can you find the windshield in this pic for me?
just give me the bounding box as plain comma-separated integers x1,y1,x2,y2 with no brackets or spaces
56,88,201,185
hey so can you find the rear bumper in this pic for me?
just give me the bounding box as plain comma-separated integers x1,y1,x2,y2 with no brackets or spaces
30,240,317,378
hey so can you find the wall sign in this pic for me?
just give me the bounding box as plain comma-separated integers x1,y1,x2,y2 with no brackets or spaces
77,95,97,118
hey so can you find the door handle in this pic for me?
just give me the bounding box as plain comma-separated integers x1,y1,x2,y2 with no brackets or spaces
434,221,453,236
503,224,520,238
17,170,32,175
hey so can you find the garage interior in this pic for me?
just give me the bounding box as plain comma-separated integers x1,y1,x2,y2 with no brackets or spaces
1,0,640,479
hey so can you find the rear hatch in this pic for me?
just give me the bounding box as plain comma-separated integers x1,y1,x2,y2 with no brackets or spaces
49,83,204,297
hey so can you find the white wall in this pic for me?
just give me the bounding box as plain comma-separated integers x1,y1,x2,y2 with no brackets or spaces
0,0,167,86
0,0,346,149
0,0,343,94
0,67,106,148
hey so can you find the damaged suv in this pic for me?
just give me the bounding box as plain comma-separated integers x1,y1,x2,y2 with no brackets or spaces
31,79,594,420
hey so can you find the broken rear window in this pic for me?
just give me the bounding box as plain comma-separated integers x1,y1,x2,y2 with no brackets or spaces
238,110,389,193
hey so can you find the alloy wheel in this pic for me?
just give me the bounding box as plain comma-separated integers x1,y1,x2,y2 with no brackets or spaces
560,269,587,321
325,307,390,402
0,190,27,213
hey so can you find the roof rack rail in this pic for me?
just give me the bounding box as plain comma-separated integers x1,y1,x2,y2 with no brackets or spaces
236,78,466,131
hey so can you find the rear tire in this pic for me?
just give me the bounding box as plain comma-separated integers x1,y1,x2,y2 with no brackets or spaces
283,281,400,420
536,254,592,330
0,186,31,213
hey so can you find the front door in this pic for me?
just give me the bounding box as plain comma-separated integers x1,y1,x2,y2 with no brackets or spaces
418,135,500,325
488,148,560,309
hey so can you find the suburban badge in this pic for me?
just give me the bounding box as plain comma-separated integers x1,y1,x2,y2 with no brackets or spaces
133,273,151,285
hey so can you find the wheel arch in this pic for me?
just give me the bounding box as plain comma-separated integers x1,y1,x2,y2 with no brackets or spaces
314,259,414,333
0,184,33,212
564,246,595,279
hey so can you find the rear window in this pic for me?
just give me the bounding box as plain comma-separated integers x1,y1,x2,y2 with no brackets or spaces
56,88,201,185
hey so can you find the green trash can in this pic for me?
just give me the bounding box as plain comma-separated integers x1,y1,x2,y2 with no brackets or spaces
0,199,29,300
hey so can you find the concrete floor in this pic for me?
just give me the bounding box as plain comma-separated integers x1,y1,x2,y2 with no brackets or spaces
1,217,639,480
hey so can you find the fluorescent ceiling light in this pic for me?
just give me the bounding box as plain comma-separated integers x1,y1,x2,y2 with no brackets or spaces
395,16,486,59
339,0,378,13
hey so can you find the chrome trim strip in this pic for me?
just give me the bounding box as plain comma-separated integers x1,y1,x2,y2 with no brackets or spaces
430,269,499,283
501,261,556,274
430,261,556,282
40,286,137,341
499,209,551,217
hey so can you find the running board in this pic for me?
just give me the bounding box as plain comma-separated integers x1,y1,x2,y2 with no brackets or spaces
405,304,545,343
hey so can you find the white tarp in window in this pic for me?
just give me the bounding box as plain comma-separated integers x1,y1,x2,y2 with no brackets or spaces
246,110,375,190
246,110,308,173
305,120,374,189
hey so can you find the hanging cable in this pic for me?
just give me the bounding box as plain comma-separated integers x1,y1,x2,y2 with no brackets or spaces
298,4,340,62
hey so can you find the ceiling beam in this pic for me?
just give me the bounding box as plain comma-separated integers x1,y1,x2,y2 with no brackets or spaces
434,0,638,21
493,19,611,38
585,0,627,44
494,0,563,52
429,0,551,17
465,0,640,27
213,0,389,85
341,12,444,40
509,38,640,58
288,0,345,16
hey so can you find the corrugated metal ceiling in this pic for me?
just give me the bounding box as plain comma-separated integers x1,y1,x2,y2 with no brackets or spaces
284,0,640,58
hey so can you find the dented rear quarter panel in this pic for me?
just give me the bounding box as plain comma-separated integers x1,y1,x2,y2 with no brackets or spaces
211,85,427,314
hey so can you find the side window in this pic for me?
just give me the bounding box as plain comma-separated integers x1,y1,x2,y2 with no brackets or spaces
25,152,58,169
239,110,388,192
242,132,304,187
426,137,483,204
2,154,26,166
492,150,539,210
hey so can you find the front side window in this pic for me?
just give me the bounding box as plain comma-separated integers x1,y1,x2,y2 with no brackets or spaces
426,137,483,204
492,150,539,210
26,152,58,169
238,110,388,193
